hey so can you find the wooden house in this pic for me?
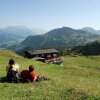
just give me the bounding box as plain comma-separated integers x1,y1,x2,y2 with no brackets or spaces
24,48,59,59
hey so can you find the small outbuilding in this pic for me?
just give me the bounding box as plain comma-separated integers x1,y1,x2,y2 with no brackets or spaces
24,48,60,59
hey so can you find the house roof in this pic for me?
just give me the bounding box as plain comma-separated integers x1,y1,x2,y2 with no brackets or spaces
26,48,59,55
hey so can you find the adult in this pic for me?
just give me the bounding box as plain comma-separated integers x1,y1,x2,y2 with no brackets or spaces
6,59,19,83
6,59,19,73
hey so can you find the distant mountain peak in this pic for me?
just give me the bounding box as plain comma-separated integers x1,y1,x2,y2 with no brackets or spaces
4,26,28,30
61,26,74,30
81,27,98,34
82,27,95,30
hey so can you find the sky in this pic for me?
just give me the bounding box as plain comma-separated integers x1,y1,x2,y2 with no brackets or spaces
0,0,100,31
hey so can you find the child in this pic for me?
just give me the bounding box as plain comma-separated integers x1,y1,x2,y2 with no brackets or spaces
20,65,47,83
20,65,36,83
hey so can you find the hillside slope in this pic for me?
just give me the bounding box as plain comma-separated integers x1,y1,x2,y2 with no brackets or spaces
0,50,100,99
69,41,100,56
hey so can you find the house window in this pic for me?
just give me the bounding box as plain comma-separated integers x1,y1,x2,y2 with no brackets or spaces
53,53,57,57
47,54,51,58
42,54,44,57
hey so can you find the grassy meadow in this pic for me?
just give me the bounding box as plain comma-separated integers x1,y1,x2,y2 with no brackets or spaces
0,50,100,100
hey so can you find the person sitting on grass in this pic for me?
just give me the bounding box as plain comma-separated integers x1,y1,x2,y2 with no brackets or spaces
20,65,47,83
6,59,19,83
6,59,19,73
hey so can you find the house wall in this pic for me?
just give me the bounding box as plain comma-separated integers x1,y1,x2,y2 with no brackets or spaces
25,51,59,59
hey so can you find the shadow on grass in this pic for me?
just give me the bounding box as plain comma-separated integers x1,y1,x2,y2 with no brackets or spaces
0,76,50,83
0,76,6,83
0,76,21,83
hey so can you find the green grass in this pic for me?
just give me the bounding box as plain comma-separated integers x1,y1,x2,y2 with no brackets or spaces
0,50,100,100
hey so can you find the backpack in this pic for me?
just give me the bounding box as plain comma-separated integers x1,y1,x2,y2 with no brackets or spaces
20,69,29,83
6,69,18,83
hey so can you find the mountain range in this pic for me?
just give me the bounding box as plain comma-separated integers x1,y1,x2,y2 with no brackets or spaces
1,26,100,51
21,27,100,48
0,26,45,47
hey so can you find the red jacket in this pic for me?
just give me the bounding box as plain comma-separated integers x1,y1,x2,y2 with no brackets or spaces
21,69,35,82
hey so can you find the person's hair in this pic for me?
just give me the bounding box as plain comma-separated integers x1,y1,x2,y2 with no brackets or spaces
9,59,15,65
29,65,34,72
